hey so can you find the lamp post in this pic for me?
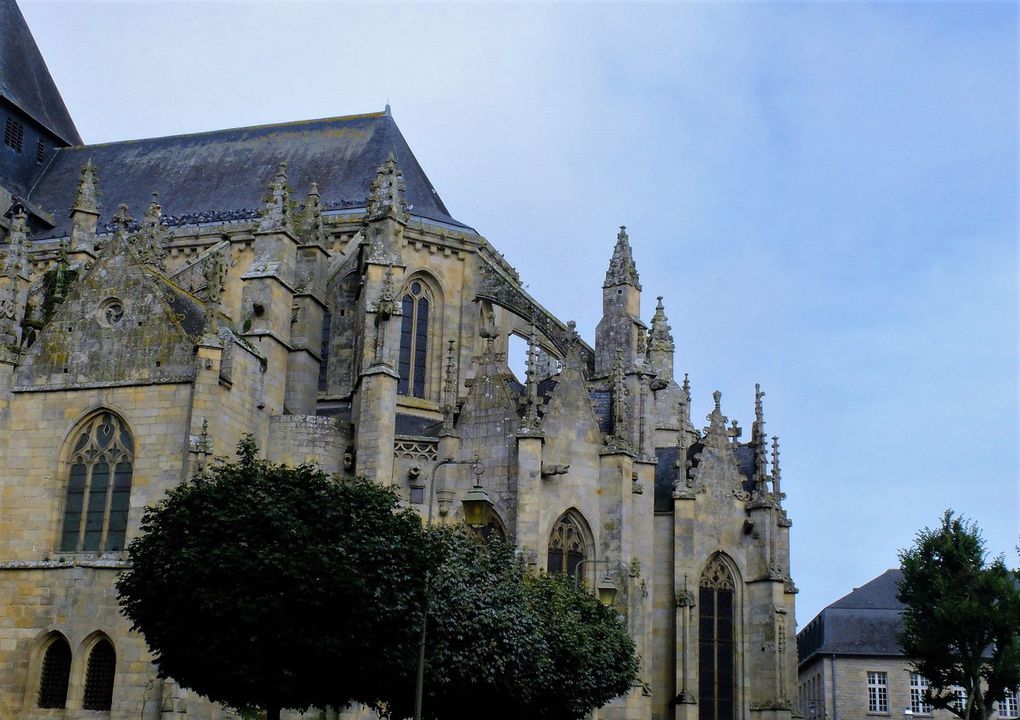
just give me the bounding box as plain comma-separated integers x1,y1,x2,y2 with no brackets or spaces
574,558,619,607
414,456,486,720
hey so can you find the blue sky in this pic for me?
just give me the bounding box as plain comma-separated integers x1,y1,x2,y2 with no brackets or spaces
22,0,1018,626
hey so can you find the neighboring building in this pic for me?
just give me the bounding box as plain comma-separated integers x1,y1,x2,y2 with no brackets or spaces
796,570,1019,720
0,1,799,719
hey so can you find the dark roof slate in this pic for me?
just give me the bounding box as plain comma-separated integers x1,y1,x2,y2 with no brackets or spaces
0,0,81,145
27,112,471,240
797,570,906,666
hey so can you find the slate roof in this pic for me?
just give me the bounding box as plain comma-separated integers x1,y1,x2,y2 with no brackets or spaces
0,0,81,145
26,111,472,240
797,569,905,667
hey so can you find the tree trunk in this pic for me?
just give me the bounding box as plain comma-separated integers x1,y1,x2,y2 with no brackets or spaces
267,703,282,720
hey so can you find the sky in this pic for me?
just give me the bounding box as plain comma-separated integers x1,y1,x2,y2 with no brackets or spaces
19,0,1018,627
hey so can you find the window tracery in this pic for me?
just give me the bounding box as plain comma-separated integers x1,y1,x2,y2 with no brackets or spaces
398,280,430,398
547,511,589,578
59,412,134,553
699,555,736,720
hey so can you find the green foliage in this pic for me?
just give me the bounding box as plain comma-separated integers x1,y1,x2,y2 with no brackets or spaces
116,437,428,720
898,510,1020,720
383,527,637,720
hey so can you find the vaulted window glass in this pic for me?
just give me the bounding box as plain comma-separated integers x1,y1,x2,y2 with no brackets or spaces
999,689,1019,718
911,673,933,714
867,672,888,713
82,639,115,711
547,511,588,579
318,310,331,391
699,556,735,720
398,281,429,398
60,413,134,552
37,636,71,708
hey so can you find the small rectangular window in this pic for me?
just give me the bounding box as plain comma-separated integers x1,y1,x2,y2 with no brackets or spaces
4,117,24,152
867,672,888,713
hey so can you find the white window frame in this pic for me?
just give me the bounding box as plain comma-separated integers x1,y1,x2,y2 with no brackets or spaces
910,673,933,715
868,671,889,713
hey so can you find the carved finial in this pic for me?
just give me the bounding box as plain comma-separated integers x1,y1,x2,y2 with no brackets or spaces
648,295,674,354
704,390,729,442
771,435,782,498
301,181,326,246
682,373,691,403
603,224,641,290
441,339,458,435
111,204,133,239
202,251,228,328
366,153,408,222
257,162,293,234
753,383,768,479
520,324,543,434
134,192,168,269
71,160,100,216
606,350,632,451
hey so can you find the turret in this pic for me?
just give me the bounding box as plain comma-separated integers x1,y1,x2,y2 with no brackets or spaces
594,226,645,376
647,296,675,383
240,162,299,415
0,205,30,356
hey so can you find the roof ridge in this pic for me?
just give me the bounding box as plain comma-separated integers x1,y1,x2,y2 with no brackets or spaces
64,110,389,150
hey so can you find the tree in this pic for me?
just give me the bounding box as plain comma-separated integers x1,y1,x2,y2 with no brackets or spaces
383,527,638,720
898,510,1020,720
116,437,429,720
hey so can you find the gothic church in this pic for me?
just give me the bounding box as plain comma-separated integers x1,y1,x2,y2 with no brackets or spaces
0,1,799,718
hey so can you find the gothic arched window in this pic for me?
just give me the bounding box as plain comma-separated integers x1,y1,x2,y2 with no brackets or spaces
398,280,430,398
82,638,116,711
59,412,134,553
318,310,332,391
546,511,589,579
699,555,736,720
37,635,71,709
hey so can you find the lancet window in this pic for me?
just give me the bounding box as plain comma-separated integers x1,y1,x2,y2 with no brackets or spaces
59,412,134,553
546,511,589,579
36,635,71,709
398,280,430,398
82,638,116,711
699,555,736,720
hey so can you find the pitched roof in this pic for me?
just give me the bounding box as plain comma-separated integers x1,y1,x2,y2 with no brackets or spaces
26,111,471,240
0,0,81,145
797,569,905,666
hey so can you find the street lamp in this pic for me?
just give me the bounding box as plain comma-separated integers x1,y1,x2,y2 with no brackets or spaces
414,456,486,720
575,558,619,607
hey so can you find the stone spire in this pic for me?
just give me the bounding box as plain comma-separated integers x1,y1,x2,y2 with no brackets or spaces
752,383,768,481
69,160,101,257
71,160,100,216
257,162,293,235
301,182,327,246
366,153,408,223
704,390,728,443
134,192,168,269
648,297,674,353
603,225,641,290
771,435,783,500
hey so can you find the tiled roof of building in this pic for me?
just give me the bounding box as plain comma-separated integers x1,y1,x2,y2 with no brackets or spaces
797,569,905,666
0,0,81,145
25,111,472,240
